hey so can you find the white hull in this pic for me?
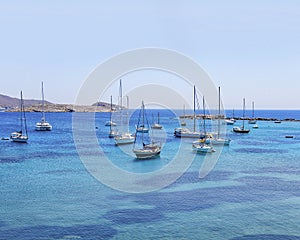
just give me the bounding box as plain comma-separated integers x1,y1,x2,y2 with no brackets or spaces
248,120,257,124
174,128,204,138
136,127,149,133
151,124,162,129
225,119,235,125
35,123,52,131
133,145,161,159
114,133,135,145
192,142,215,153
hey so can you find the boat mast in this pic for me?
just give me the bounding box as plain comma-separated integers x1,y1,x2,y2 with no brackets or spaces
21,91,28,136
23,92,28,136
119,79,123,129
242,98,245,129
158,112,160,124
20,91,23,133
126,95,129,130
142,101,145,144
218,86,221,139
110,95,113,132
203,96,206,136
193,85,196,132
252,101,255,118
41,81,45,121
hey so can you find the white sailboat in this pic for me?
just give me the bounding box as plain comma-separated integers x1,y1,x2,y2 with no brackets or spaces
233,98,250,133
205,87,231,145
193,96,215,153
108,95,118,138
180,104,187,126
174,86,204,138
10,91,28,143
151,112,162,129
225,109,235,125
248,101,257,124
133,101,161,159
114,80,135,145
35,82,52,131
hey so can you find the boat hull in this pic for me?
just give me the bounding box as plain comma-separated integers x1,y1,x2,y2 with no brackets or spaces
151,124,162,129
35,122,52,131
233,127,250,133
10,132,28,143
174,128,204,138
192,142,215,153
133,147,161,159
248,120,257,124
114,134,135,145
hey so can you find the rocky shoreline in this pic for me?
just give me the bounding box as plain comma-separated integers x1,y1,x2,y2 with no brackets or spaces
180,114,300,122
6,104,112,113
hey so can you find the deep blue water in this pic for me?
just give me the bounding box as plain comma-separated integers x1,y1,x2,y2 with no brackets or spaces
0,111,300,239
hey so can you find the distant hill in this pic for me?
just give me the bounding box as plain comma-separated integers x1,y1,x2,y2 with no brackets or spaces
0,94,114,112
0,94,53,108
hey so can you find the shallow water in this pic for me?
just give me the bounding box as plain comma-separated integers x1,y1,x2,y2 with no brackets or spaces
0,111,299,239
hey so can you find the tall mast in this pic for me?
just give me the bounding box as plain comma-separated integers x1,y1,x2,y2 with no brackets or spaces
218,86,221,138
242,98,245,129
23,92,28,136
42,81,45,121
126,95,129,128
158,112,160,124
203,96,206,135
193,85,196,132
119,79,123,110
119,79,123,129
110,95,112,132
252,101,254,118
20,91,23,133
142,101,144,144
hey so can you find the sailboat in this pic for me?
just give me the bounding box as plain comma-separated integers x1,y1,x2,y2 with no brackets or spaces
136,106,149,133
108,95,118,138
233,98,250,133
10,91,28,143
192,96,215,153
105,96,117,127
225,108,235,125
174,86,204,138
114,80,135,145
151,112,162,129
133,101,161,159
248,101,257,124
35,82,52,131
205,87,231,145
180,104,187,126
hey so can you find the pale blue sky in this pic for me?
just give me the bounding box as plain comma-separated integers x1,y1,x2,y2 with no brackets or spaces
0,1,299,109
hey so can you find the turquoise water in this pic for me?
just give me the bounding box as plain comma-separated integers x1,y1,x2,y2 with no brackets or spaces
0,111,299,239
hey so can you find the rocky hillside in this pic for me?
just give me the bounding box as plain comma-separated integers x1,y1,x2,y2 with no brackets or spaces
0,94,113,112
0,94,52,108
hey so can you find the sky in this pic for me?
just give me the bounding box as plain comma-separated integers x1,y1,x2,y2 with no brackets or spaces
0,0,300,109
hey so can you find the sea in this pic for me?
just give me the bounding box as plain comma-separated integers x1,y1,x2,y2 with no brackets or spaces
0,110,299,240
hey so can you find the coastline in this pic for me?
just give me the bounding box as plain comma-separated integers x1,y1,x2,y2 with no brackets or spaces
5,104,113,113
